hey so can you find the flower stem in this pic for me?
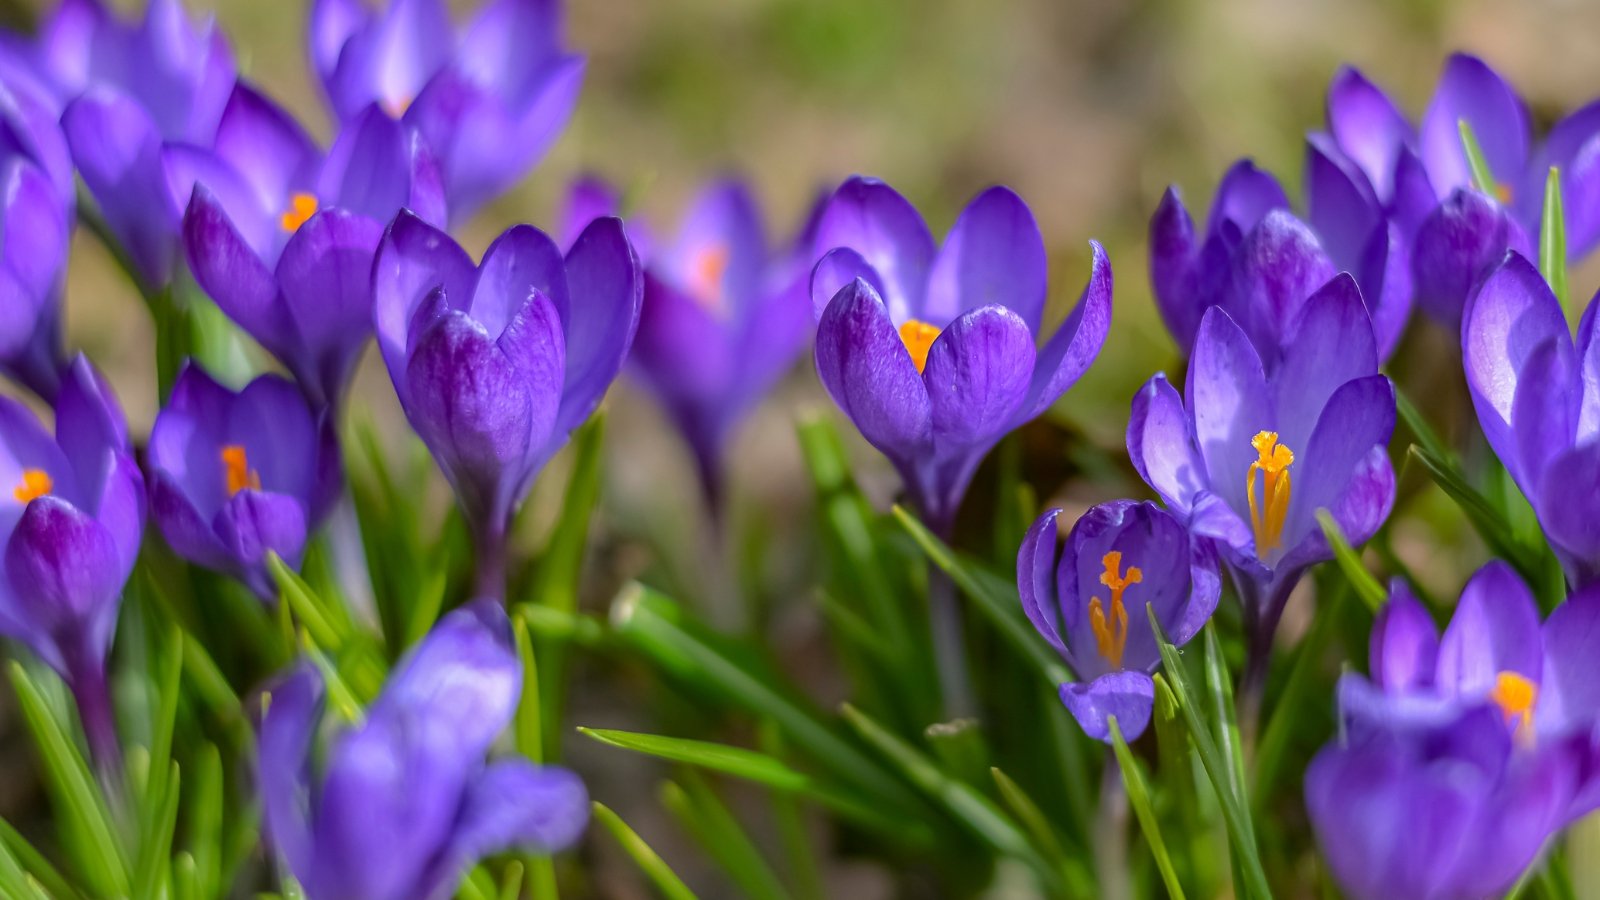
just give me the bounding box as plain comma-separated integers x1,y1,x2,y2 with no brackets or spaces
68,659,123,792
928,559,975,720
474,523,509,602
1095,752,1132,900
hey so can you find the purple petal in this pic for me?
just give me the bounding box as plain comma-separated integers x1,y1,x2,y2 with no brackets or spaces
308,0,367,92
1059,671,1155,743
923,305,1035,448
1540,586,1600,734
1305,134,1382,275
231,376,322,508
1186,307,1271,524
183,185,286,353
275,209,385,407
470,224,569,341
813,176,935,323
554,216,643,440
810,246,887,323
1280,374,1395,558
148,471,230,571
1205,159,1290,237
1537,441,1600,587
1413,188,1528,327
211,82,320,219
628,274,737,456
53,355,131,498
1510,337,1579,497
1273,272,1378,458
925,186,1046,331
1318,445,1396,555
1419,53,1529,198
1326,66,1413,201
319,104,445,228
373,211,478,400
813,278,931,459
216,489,309,582
1579,297,1600,442
559,174,621,253
457,0,566,91
4,497,122,658
1016,241,1112,422
1371,580,1439,692
1436,560,1542,698
321,0,451,121
1356,219,1414,361
1225,210,1336,361
448,761,588,859
663,179,766,317
61,88,177,287
256,663,322,881
1016,508,1069,657
1126,373,1205,515
1148,186,1202,350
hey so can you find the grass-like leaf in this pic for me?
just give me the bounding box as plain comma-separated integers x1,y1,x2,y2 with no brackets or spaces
1458,118,1498,195
661,772,792,900
1316,510,1387,613
1542,165,1569,309
591,802,697,900
1108,717,1186,900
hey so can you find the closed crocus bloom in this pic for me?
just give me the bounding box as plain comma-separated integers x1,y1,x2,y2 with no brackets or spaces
566,175,814,506
1464,252,1600,589
373,211,641,594
1307,704,1578,900
1016,501,1220,741
181,82,446,409
309,0,584,222
259,599,588,900
0,355,144,767
1127,277,1396,660
809,177,1112,535
1323,55,1600,324
147,364,334,601
1150,158,1412,360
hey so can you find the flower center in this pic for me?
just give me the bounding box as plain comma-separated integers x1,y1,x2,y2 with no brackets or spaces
689,243,730,313
382,94,413,118
11,468,51,503
898,319,941,374
1495,182,1513,205
1489,670,1538,743
222,445,261,496
1089,550,1142,669
1246,431,1294,558
279,192,318,233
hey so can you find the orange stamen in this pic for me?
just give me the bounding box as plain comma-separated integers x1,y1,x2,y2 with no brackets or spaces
690,243,730,312
222,445,261,496
1490,671,1538,744
1089,550,1142,669
279,192,319,233
11,468,51,503
898,319,941,374
1246,431,1294,558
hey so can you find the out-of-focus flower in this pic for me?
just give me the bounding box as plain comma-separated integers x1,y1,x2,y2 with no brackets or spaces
1464,252,1600,589
1016,501,1219,741
0,356,144,765
309,0,584,222
181,83,445,410
562,175,815,507
1306,703,1578,900
1150,159,1412,360
259,599,588,900
147,364,334,601
372,211,641,594
1321,54,1598,324
1126,278,1395,656
0,157,71,401
809,177,1112,536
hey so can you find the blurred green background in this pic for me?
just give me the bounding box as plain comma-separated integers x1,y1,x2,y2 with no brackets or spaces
6,0,1600,894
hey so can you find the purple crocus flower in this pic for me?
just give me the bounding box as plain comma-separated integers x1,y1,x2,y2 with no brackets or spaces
562,175,815,508
180,82,445,410
259,599,588,900
1016,501,1220,741
1126,276,1396,663
309,0,585,222
372,211,641,595
1322,54,1600,324
0,355,144,768
1150,158,1412,360
1463,251,1600,589
0,155,72,401
147,363,335,601
809,177,1113,536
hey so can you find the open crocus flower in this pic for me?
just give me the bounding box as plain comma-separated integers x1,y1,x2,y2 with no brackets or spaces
1322,54,1600,324
563,175,815,508
1126,276,1395,660
1306,702,1578,900
1464,252,1600,589
259,599,588,900
309,0,585,222
181,82,445,409
147,364,335,601
0,356,144,767
1016,501,1220,741
809,177,1112,536
1151,158,1411,361
373,211,641,594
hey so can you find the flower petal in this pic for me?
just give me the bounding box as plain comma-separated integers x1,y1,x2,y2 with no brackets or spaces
183,185,286,354
1280,374,1395,557
373,210,478,400
1148,186,1202,350
1205,159,1290,237
1537,441,1600,589
925,186,1046,331
810,246,887,323
1059,671,1155,743
1413,188,1528,327
1371,580,1439,692
1326,66,1412,201
813,176,934,322
1419,53,1530,197
1539,585,1600,734
1510,336,1579,497
1017,508,1069,657
274,209,385,407
1436,560,1542,698
664,179,766,317
452,760,588,857
813,278,931,459
62,88,177,287
1017,241,1112,422
1305,134,1382,276
1186,307,1271,523
923,305,1035,448
1224,210,1336,361
1273,272,1378,458
470,224,570,341
1126,373,1204,515
554,216,642,439
256,662,324,882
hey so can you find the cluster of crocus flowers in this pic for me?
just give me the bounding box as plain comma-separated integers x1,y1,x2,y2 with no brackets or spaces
562,175,817,508
1017,501,1219,741
1464,252,1600,589
309,0,586,221
1127,276,1397,663
258,599,588,900
0,356,144,769
809,177,1113,536
373,211,642,595
1307,563,1600,898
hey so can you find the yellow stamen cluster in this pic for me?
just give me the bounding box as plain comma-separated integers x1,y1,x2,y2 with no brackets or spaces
898,319,941,374
1247,431,1294,558
1089,550,1142,669
12,468,51,503
690,243,730,313
222,445,262,496
280,192,319,233
1490,671,1538,744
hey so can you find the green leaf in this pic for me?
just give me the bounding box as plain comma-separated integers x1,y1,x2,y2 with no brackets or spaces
1202,626,1251,847
839,703,1056,888
1458,118,1498,195
514,615,544,764
576,727,922,839
1146,610,1271,900
1395,389,1451,463
134,762,181,899
990,767,1088,891
269,553,351,652
0,819,82,900
661,772,792,900
758,724,824,900
497,861,525,900
591,802,698,900
1253,585,1347,806
891,505,1071,685
0,826,54,900
1542,166,1569,310
8,663,130,896
1316,511,1387,613
143,627,185,818
1108,717,1186,900
185,743,224,899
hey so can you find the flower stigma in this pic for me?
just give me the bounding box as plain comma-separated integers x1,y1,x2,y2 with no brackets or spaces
898,320,941,374
280,192,319,233
1247,431,1294,559
12,469,51,503
1090,550,1142,669
1490,671,1538,744
222,445,262,496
